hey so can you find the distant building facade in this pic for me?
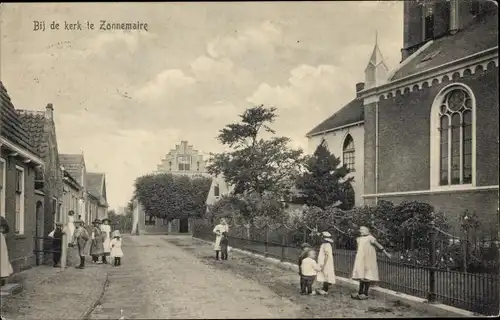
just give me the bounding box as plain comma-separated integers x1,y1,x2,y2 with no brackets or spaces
155,140,210,178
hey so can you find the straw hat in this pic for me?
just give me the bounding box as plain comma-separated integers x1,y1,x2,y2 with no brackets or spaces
55,221,63,226
92,219,102,225
112,230,121,237
101,218,110,223
74,219,84,225
300,242,312,249
321,231,334,243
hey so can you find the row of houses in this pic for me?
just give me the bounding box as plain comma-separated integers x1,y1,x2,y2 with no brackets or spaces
205,0,499,231
1,81,108,273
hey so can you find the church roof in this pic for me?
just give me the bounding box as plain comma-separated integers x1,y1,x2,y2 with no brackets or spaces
390,10,498,81
306,98,364,137
366,33,387,70
0,81,39,156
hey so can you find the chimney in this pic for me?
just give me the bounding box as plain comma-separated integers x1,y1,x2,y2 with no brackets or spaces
356,82,365,93
45,103,53,120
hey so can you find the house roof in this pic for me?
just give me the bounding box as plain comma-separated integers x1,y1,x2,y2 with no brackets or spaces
0,81,39,155
306,98,364,137
85,172,107,206
60,154,85,185
16,110,48,158
390,10,498,81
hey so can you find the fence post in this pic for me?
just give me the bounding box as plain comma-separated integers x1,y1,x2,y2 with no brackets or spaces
265,225,269,256
427,223,437,303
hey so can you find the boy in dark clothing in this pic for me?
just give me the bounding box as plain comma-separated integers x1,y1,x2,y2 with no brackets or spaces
298,242,312,294
220,232,229,261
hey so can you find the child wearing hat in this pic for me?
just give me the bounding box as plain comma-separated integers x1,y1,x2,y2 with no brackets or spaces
298,242,312,295
110,230,124,266
351,226,391,300
316,231,336,295
72,219,90,269
100,218,112,264
90,219,104,263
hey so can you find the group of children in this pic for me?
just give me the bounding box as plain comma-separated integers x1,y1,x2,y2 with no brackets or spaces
298,226,391,300
60,215,124,269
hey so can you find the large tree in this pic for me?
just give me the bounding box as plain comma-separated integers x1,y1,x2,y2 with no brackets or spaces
134,173,212,221
207,105,304,201
295,140,353,210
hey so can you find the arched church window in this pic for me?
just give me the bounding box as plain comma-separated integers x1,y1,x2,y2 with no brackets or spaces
438,87,473,186
342,134,355,172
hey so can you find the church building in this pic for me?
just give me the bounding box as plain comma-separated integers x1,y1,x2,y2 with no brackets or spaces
360,0,498,228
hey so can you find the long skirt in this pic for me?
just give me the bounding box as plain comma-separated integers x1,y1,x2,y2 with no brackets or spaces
1,233,13,278
90,237,104,256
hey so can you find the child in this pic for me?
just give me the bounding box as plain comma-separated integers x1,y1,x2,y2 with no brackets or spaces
220,231,229,261
316,231,336,295
298,243,312,294
72,220,90,269
110,230,124,267
300,249,323,295
351,226,391,300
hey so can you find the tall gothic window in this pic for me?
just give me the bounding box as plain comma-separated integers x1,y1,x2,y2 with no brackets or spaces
342,134,355,172
438,88,473,186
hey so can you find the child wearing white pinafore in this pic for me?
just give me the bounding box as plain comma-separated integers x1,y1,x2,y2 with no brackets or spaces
351,226,391,300
316,231,336,295
110,230,124,267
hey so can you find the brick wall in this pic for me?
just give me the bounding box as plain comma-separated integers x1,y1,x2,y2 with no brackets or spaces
363,102,377,195
3,156,37,272
373,66,498,193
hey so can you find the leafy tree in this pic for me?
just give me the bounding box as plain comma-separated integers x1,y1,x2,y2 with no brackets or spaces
108,209,133,233
134,173,212,221
295,140,353,210
207,105,304,213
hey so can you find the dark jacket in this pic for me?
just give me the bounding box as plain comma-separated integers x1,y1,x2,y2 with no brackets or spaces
0,216,10,234
52,228,63,249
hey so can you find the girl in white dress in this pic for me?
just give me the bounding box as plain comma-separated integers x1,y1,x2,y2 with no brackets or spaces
67,211,75,244
100,218,112,264
110,230,123,267
316,231,336,295
212,218,229,260
351,226,391,300
1,216,13,281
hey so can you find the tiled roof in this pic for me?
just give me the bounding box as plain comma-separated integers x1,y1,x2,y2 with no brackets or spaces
60,154,85,185
306,98,364,137
86,172,107,205
391,10,498,81
16,110,48,157
0,81,39,155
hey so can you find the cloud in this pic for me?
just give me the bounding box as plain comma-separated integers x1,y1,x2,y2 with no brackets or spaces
134,69,196,102
195,101,239,120
207,20,282,59
247,64,354,111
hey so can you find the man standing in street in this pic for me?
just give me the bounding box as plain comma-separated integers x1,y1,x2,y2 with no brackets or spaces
48,222,64,267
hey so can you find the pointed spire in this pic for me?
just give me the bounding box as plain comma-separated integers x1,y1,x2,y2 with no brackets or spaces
365,31,389,89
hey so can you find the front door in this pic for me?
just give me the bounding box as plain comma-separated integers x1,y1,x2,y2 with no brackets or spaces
179,218,189,233
35,201,44,265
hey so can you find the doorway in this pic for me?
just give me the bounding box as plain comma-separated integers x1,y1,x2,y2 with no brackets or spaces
179,218,189,233
35,201,43,265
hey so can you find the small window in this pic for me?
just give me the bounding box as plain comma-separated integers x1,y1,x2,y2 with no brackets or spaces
214,185,220,197
15,167,25,234
15,169,23,193
342,135,356,172
423,4,435,41
145,215,156,226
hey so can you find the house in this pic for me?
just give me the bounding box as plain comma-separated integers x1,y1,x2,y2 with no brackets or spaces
59,153,87,223
17,105,65,264
61,167,83,224
360,0,499,229
205,175,234,209
155,140,210,178
0,81,45,272
85,172,108,221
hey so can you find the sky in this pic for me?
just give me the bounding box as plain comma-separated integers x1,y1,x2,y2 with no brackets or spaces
0,2,403,210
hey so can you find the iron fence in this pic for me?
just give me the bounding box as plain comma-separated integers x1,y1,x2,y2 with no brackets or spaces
193,222,499,316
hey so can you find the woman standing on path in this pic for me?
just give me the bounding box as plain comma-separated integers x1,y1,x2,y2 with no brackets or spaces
100,218,112,264
72,219,90,269
1,215,13,284
213,218,229,260
316,231,336,295
90,219,104,263
67,210,76,242
351,226,391,300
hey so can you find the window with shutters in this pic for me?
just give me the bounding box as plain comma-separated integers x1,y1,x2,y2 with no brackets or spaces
15,166,25,234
